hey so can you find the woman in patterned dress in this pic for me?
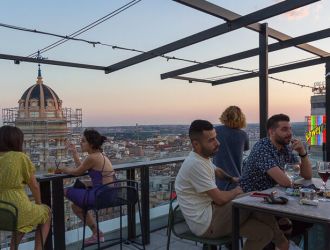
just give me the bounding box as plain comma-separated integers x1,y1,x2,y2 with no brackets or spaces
0,126,51,250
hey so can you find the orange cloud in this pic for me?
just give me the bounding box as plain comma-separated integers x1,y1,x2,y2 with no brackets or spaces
273,0,310,20
284,6,310,20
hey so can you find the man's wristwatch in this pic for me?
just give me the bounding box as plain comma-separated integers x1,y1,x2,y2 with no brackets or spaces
299,151,308,158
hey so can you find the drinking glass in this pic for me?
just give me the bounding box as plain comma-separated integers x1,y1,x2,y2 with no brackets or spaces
317,161,330,189
317,161,330,201
54,157,62,174
284,163,300,184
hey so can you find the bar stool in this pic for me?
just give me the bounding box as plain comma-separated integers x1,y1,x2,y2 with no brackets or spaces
0,200,18,250
0,200,44,250
81,179,145,250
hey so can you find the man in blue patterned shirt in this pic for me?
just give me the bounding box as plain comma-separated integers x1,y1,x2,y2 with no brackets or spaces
240,114,312,192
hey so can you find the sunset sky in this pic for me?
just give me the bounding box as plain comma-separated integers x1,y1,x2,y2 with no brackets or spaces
0,0,329,126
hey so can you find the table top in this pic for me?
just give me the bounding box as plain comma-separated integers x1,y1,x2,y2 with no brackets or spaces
36,156,185,182
233,178,330,224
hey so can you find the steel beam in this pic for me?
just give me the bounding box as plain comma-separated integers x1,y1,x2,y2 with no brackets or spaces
212,56,330,86
172,75,214,84
105,0,319,74
326,60,330,160
259,23,268,138
174,0,328,57
161,28,330,80
0,53,106,71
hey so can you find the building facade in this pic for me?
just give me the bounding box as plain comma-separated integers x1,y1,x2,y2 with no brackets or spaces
2,66,82,170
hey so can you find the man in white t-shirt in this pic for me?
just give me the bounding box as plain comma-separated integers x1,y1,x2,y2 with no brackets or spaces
175,120,289,250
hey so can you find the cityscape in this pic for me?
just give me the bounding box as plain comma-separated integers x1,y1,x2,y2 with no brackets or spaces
0,1,329,249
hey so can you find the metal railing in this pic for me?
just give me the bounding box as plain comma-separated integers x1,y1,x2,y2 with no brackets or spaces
36,156,185,250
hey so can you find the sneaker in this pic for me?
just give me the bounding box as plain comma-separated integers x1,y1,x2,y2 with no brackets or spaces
84,233,105,245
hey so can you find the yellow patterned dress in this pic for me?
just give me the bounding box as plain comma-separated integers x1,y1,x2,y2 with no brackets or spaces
0,151,49,233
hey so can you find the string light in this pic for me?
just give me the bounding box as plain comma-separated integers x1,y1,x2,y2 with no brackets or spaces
0,19,321,90
27,0,141,58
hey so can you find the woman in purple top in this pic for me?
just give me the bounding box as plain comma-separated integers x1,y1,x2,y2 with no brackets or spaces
213,106,249,190
61,129,116,245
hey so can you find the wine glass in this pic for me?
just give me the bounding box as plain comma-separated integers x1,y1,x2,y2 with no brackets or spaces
317,161,330,201
317,161,330,199
284,163,300,184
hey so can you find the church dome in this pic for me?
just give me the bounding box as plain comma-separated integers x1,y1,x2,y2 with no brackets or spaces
17,65,63,119
20,82,61,109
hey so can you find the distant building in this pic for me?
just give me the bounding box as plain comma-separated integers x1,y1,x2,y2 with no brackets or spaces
2,65,82,169
305,82,326,159
129,145,144,156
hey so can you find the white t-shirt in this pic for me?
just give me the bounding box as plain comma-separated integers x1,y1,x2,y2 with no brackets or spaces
175,151,217,236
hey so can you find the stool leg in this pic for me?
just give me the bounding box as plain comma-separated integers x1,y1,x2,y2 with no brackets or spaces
120,206,122,250
137,200,145,250
81,210,87,250
95,210,100,250
304,230,308,250
166,217,172,250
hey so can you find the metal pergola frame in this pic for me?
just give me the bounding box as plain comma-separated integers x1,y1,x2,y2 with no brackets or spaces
1,0,329,151
0,0,323,72
157,0,330,152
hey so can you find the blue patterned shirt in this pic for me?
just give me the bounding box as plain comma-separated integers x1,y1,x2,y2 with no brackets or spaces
240,137,299,192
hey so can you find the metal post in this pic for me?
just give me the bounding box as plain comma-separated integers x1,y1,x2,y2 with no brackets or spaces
51,179,65,250
259,23,269,138
126,169,136,239
140,166,150,244
326,60,330,161
40,181,53,250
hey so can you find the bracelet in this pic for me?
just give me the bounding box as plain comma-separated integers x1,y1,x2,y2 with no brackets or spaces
299,151,308,158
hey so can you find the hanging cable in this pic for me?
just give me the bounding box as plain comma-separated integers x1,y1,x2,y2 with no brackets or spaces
0,17,319,89
27,0,141,58
0,22,100,46
205,56,319,80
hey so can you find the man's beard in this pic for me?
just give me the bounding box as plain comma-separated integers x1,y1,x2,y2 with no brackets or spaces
201,145,219,158
275,135,291,146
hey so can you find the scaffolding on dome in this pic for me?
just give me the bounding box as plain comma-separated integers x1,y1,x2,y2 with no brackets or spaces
2,107,82,170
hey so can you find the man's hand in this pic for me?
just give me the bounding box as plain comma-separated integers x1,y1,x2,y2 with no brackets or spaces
232,177,240,183
206,186,243,206
291,139,312,179
291,139,306,156
233,186,243,196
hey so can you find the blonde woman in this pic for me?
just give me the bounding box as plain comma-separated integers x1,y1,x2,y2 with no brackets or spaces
213,106,249,190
